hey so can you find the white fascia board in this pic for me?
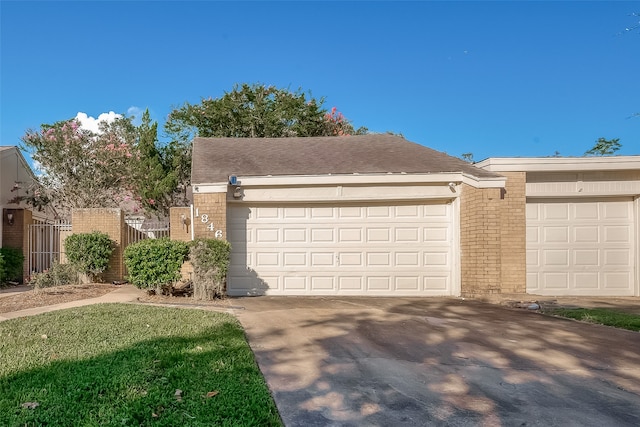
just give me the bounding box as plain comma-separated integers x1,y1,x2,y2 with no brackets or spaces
476,156,640,172
192,184,228,193
193,172,506,191
232,173,465,186
461,173,506,188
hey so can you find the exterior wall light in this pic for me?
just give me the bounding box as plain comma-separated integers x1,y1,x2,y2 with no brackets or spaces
6,212,14,226
233,186,243,199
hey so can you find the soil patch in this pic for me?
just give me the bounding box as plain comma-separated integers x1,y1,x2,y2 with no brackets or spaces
0,283,116,314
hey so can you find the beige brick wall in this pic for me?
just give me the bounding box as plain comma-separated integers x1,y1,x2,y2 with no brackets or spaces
170,207,192,242
192,193,227,240
499,172,526,294
459,173,527,296
72,208,126,282
460,185,502,295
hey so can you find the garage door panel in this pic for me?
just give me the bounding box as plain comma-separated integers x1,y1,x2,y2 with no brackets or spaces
574,226,598,243
228,202,454,296
604,226,630,243
367,276,391,291
527,199,634,296
544,227,569,243
574,272,599,289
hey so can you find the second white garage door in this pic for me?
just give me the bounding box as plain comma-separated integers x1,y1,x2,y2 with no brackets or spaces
526,198,635,296
227,202,455,296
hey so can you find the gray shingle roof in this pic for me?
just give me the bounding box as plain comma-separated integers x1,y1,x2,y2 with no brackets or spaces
191,135,501,184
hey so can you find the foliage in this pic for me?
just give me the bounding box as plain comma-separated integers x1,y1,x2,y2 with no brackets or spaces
544,307,640,332
130,110,178,217
20,117,138,216
166,83,365,141
460,152,474,163
584,137,622,156
124,238,189,289
19,111,178,217
29,261,78,289
64,232,114,281
0,247,24,282
0,304,282,426
189,238,231,300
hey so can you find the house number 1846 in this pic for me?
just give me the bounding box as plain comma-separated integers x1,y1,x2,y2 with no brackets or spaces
200,214,223,238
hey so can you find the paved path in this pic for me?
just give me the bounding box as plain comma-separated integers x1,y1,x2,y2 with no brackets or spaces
0,285,146,322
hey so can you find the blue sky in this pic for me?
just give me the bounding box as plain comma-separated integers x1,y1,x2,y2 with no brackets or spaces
1,1,638,162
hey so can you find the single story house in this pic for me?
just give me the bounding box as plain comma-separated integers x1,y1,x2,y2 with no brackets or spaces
190,135,640,297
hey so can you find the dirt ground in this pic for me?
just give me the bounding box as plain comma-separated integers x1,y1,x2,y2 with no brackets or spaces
0,283,230,314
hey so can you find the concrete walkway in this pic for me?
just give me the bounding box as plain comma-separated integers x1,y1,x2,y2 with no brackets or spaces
0,285,146,322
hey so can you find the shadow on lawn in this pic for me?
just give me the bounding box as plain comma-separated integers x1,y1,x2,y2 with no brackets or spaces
240,297,640,426
0,308,281,426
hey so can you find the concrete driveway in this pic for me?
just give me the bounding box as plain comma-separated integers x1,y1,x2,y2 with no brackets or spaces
232,296,640,427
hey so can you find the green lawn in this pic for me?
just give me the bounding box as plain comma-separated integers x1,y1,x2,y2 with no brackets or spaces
0,304,282,426
543,307,640,332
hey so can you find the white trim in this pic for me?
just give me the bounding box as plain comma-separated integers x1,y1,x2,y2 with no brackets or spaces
635,196,640,297
194,172,506,190
451,196,461,296
192,184,228,193
461,173,506,188
476,156,640,172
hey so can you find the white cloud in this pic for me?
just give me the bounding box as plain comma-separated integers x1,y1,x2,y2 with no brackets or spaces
127,106,144,126
75,111,121,133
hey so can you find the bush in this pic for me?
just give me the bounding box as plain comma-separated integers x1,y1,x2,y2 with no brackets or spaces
0,247,24,282
189,238,231,300
0,253,5,285
124,238,189,290
65,232,114,282
30,261,79,289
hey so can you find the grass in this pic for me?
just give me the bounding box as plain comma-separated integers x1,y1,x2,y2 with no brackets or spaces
0,304,282,426
544,307,640,332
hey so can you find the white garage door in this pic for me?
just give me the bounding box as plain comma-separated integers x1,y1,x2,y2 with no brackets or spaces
227,202,455,296
526,198,635,296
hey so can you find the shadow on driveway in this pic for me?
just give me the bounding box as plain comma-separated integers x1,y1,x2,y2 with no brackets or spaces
233,296,640,427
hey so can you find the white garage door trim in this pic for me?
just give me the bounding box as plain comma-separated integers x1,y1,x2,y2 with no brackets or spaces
227,201,458,296
526,197,635,296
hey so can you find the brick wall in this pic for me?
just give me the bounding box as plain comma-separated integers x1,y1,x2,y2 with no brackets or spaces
169,207,192,242
192,192,227,240
459,185,502,295
72,208,126,282
499,172,526,293
459,174,527,296
2,208,32,281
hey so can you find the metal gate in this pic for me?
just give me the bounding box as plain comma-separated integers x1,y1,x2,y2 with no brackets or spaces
27,220,72,274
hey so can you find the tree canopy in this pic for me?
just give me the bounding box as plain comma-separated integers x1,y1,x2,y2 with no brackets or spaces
584,137,622,156
165,83,367,141
19,110,176,217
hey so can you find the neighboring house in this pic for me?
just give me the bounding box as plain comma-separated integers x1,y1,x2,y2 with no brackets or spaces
190,135,514,297
1,146,57,279
477,156,640,297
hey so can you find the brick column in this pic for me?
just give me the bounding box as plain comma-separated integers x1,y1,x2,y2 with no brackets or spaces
499,172,526,294
71,208,126,282
192,192,227,240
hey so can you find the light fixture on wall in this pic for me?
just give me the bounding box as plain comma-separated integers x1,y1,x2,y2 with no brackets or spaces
233,186,243,199
448,182,457,193
6,212,14,226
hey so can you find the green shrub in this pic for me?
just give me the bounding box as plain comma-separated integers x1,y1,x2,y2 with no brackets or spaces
124,238,189,290
0,253,5,285
0,247,24,282
30,261,79,289
189,238,231,300
64,232,114,282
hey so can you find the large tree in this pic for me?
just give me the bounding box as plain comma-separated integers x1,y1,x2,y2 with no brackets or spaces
19,112,177,218
165,83,366,141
